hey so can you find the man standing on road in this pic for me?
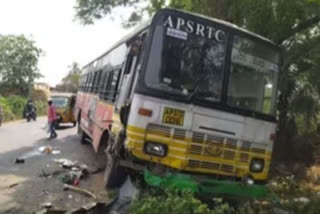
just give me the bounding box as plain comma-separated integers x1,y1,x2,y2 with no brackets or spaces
47,100,57,139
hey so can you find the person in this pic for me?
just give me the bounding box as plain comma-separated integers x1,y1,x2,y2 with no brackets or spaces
24,100,37,120
47,100,57,139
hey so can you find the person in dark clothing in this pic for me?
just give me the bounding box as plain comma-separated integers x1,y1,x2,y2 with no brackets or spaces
24,100,37,121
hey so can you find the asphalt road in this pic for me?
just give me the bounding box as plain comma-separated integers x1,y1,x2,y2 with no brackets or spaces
0,117,108,214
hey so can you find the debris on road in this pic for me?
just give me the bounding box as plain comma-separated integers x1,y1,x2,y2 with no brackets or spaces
38,146,61,155
54,159,79,169
41,202,53,209
39,146,53,154
15,158,25,164
63,184,96,199
52,150,61,155
53,159,90,185
62,171,82,185
8,183,19,188
16,146,61,165
40,169,65,179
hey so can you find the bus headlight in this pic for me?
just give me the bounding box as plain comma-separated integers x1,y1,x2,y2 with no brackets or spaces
250,158,265,173
144,142,168,157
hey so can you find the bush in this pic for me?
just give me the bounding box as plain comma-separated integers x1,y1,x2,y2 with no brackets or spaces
6,96,27,116
130,185,320,214
130,189,234,214
0,95,46,122
0,96,16,121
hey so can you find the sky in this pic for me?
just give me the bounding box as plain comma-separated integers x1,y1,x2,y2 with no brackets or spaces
0,0,131,86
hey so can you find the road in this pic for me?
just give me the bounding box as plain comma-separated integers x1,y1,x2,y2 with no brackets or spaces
0,118,108,214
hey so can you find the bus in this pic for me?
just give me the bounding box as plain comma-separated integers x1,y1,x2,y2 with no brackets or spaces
75,9,280,193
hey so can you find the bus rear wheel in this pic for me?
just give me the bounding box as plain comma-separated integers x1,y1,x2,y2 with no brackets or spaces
104,153,127,189
81,131,89,144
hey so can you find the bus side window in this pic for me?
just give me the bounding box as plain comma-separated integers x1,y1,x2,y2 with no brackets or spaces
91,71,97,93
110,69,121,102
102,71,110,100
105,70,114,101
88,73,92,92
84,74,89,92
99,70,106,99
95,70,102,94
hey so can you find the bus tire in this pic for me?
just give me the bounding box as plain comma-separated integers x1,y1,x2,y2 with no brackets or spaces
104,153,127,189
81,131,89,144
77,112,81,134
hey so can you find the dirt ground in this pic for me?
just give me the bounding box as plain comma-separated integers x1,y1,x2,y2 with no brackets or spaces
0,118,108,214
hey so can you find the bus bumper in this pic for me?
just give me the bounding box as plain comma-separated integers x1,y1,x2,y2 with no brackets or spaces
143,170,268,198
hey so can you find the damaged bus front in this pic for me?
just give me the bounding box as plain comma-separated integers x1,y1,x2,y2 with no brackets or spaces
78,9,281,197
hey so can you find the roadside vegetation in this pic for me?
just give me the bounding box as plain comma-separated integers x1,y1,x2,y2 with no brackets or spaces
0,35,47,122
0,94,47,122
130,181,320,214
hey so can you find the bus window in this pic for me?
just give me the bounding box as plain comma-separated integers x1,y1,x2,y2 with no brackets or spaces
110,69,121,102
102,71,110,100
98,70,106,98
227,36,279,115
95,70,102,93
85,74,89,92
105,70,114,101
145,23,226,101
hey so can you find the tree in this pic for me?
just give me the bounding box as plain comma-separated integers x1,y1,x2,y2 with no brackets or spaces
0,35,42,97
55,62,82,93
74,0,320,154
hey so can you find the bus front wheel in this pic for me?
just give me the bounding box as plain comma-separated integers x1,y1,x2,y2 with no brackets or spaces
104,153,127,189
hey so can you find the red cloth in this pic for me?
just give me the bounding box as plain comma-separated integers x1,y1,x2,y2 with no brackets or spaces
47,105,57,122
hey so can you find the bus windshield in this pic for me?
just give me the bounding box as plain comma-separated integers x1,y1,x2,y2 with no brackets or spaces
227,35,279,115
145,23,227,102
145,16,280,116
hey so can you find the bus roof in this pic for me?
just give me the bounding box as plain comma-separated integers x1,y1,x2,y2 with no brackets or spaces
83,8,279,70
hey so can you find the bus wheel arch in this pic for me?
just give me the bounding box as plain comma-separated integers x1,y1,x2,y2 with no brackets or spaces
98,129,110,154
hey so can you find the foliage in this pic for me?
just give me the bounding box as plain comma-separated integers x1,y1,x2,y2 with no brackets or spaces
0,96,46,122
130,189,234,214
0,35,42,97
74,0,143,25
130,185,320,214
5,96,27,117
55,62,82,93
